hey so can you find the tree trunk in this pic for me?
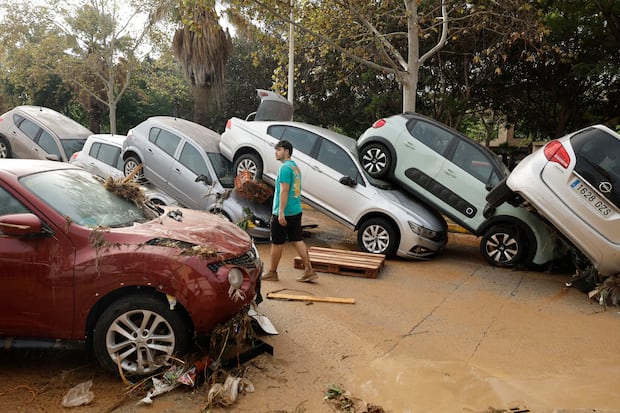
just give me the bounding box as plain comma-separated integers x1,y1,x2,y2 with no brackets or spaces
192,83,215,126
404,0,420,113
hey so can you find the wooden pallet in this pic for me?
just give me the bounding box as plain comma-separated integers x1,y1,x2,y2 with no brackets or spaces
294,247,385,278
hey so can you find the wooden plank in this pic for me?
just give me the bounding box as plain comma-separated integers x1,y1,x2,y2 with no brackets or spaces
266,292,355,304
294,247,385,278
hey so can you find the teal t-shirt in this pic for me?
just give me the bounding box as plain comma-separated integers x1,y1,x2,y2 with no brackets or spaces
273,159,302,216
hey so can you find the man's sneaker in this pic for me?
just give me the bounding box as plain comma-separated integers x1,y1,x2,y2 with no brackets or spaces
262,270,278,281
296,269,318,283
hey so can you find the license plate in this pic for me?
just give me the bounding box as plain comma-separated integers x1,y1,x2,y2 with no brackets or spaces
571,179,612,217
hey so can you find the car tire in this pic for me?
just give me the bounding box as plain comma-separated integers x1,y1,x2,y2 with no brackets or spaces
123,155,145,182
358,217,398,257
93,293,191,377
480,224,526,268
235,153,263,180
0,136,11,158
360,142,391,179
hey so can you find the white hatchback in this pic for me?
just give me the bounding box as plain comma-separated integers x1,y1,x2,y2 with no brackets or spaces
488,125,620,276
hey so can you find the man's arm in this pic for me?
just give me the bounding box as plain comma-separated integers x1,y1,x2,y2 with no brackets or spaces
278,182,290,220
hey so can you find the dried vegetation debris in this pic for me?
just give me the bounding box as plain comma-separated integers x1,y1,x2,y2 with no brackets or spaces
234,170,273,204
589,274,620,307
104,176,147,207
324,383,386,413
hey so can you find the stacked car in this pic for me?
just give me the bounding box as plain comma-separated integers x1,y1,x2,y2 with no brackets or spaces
486,125,620,277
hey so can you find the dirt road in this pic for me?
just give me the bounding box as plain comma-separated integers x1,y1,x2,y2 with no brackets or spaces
1,209,620,413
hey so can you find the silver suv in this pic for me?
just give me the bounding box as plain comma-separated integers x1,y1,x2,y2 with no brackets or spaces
357,113,562,268
0,106,92,161
121,117,271,239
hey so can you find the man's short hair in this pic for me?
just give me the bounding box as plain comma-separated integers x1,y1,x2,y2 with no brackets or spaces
275,140,293,156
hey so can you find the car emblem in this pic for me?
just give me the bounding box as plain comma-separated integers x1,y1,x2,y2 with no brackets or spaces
599,182,612,193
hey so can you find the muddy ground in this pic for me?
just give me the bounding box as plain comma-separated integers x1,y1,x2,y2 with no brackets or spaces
1,208,620,413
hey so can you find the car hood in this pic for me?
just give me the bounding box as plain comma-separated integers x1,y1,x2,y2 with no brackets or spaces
110,207,252,258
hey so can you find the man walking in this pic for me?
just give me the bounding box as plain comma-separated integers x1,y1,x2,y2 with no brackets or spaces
262,140,318,283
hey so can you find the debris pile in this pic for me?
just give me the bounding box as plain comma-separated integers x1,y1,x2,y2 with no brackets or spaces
324,383,386,413
122,307,270,409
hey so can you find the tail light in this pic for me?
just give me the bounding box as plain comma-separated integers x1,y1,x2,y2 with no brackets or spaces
226,119,232,129
70,152,80,161
543,140,570,169
372,119,387,128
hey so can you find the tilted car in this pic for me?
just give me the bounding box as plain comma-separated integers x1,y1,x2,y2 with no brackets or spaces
69,133,179,206
357,113,562,268
0,159,262,376
486,124,620,276
121,117,272,240
0,106,92,161
219,93,448,259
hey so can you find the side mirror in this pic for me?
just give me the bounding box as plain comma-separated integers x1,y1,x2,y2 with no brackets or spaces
339,176,357,187
195,174,213,186
0,213,45,237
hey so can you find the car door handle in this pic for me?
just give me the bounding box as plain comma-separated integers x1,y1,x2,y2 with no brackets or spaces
443,169,457,178
173,167,181,175
147,148,153,154
311,165,320,171
404,142,416,150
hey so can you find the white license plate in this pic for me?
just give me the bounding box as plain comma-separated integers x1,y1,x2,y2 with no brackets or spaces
571,179,612,217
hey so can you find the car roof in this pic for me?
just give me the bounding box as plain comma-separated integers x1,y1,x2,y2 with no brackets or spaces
85,134,126,147
261,120,358,152
11,106,93,139
145,116,221,153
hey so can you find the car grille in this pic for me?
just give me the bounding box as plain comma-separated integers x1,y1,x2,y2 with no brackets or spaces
207,249,259,273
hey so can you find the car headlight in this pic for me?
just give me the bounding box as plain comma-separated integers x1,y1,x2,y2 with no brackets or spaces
228,267,244,289
409,221,439,240
251,243,260,263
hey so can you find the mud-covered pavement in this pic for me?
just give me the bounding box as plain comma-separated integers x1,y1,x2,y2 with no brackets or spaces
1,208,620,413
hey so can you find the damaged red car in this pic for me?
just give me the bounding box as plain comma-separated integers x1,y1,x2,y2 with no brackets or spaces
0,159,262,376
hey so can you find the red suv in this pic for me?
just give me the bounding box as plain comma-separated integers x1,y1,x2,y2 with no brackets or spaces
0,159,262,376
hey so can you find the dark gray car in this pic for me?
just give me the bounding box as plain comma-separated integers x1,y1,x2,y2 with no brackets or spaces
0,106,92,161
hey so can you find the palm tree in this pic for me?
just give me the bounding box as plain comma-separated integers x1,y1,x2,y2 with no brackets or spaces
153,1,232,125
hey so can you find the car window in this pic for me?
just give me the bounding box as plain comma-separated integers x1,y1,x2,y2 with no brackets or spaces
91,142,121,168
16,116,41,142
38,130,62,159
0,187,30,216
268,126,318,156
207,152,236,188
316,139,363,184
408,121,454,155
148,128,181,157
451,139,497,184
179,142,210,176
61,139,87,160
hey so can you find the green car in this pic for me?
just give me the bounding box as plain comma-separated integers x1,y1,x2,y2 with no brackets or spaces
357,113,563,268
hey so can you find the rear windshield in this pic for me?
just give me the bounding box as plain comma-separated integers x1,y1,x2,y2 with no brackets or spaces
254,100,293,121
571,127,620,207
571,128,620,182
